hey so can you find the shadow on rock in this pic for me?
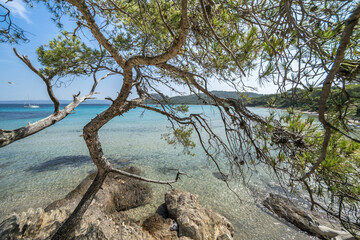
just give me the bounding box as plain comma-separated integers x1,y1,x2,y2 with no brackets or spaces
142,213,178,239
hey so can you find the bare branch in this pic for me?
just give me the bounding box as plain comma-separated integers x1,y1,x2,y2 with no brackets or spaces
0,72,110,148
110,167,186,185
13,48,60,113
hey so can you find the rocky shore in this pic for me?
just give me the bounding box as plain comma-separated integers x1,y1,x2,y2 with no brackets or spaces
0,166,356,240
0,167,234,240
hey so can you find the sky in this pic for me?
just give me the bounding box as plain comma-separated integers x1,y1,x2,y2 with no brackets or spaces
0,0,279,101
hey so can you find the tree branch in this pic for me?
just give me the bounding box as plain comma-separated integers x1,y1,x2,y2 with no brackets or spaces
66,0,126,68
126,0,189,66
300,5,360,180
199,0,246,76
0,72,110,148
154,0,175,39
13,48,60,113
110,167,186,186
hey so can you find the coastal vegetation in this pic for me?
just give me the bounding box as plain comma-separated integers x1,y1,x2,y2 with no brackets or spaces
247,84,360,120
148,85,360,121
0,0,360,239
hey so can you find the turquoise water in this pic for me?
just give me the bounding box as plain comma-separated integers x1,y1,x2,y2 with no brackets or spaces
0,104,313,239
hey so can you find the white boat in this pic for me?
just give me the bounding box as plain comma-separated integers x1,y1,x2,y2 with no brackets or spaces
24,95,40,108
24,104,40,108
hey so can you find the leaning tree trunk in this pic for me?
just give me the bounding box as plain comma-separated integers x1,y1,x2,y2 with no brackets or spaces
50,0,189,236
51,99,134,240
51,171,108,240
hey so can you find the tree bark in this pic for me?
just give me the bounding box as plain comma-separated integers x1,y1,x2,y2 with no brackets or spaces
1,98,86,147
51,171,108,240
50,0,191,237
0,71,109,148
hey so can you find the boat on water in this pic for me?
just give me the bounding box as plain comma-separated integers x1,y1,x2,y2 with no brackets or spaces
24,95,40,108
24,104,40,108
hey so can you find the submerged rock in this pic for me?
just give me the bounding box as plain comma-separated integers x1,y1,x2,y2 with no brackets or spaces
263,193,355,240
212,172,229,181
165,188,234,240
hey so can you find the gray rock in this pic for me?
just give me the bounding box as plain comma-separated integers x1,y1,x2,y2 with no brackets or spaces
165,188,234,240
212,172,228,181
263,193,356,240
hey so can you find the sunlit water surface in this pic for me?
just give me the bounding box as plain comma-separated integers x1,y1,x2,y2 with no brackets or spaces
0,104,314,239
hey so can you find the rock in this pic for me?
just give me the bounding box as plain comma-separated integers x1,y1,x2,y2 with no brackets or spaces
0,208,68,240
165,188,234,240
263,193,355,240
142,213,178,240
75,224,107,240
0,169,234,240
212,172,228,181
0,215,20,239
45,166,152,213
0,166,154,240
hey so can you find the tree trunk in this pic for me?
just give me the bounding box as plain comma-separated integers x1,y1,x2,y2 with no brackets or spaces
51,101,134,239
51,171,108,240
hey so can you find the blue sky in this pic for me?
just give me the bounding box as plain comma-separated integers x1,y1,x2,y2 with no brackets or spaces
0,0,278,101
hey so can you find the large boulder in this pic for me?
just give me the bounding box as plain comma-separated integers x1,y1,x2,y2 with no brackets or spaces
45,166,152,213
165,188,234,240
263,193,355,240
0,166,154,240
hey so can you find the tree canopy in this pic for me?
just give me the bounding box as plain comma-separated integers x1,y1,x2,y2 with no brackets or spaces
1,0,360,239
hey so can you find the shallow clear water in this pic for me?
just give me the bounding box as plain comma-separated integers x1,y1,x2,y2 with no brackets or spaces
0,104,313,239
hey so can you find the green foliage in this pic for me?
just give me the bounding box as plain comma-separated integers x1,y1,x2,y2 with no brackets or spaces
162,126,196,156
257,110,360,222
108,0,183,58
174,105,189,113
36,32,105,78
247,84,360,121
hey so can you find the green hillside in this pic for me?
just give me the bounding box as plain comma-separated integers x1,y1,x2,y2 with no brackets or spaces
146,86,360,120
246,84,360,120
146,91,263,105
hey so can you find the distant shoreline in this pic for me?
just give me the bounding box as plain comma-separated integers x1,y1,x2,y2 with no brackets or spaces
295,109,360,126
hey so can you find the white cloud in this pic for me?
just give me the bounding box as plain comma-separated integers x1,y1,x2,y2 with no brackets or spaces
0,0,31,23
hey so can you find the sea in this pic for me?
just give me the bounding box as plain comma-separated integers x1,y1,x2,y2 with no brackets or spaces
0,103,314,239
